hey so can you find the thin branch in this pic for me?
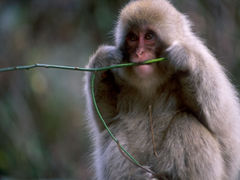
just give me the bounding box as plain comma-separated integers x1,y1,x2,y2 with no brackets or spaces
148,105,159,157
0,56,166,176
0,58,165,73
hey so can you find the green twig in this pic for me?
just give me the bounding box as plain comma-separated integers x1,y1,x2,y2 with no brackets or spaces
0,58,165,72
0,57,166,171
91,73,141,166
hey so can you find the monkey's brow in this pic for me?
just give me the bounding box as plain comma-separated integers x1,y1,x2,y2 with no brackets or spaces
0,57,166,72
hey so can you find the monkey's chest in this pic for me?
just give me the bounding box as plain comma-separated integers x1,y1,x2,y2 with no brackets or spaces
118,112,178,155
114,94,182,162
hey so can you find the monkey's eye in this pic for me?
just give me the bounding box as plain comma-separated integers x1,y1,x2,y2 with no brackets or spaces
145,32,154,40
127,33,138,41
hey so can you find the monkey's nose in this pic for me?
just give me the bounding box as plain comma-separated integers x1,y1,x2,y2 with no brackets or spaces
136,48,144,57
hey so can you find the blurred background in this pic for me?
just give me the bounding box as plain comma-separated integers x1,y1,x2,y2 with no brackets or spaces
0,0,239,179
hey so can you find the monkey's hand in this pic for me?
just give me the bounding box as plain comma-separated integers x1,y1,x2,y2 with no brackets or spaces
88,45,123,69
133,166,168,180
86,46,122,130
165,41,193,72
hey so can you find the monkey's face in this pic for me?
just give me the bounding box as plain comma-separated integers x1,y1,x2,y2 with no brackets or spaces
124,26,163,77
126,27,157,62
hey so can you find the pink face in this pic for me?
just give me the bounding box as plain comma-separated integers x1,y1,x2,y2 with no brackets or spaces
126,28,157,62
125,27,158,77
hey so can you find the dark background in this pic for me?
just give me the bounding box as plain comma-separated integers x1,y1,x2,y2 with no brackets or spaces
0,0,239,179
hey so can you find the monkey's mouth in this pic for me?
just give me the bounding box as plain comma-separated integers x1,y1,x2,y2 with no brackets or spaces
133,64,154,77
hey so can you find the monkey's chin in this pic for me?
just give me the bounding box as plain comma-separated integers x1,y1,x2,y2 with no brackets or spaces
134,65,154,78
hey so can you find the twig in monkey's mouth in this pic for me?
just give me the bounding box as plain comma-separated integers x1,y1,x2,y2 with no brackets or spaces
0,57,166,73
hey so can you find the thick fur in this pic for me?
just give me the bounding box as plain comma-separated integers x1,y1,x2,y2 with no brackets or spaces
84,0,240,179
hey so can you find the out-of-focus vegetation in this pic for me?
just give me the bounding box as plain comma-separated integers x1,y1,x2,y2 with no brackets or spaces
0,0,239,179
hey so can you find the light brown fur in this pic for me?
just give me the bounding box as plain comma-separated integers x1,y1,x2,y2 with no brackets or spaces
84,0,240,179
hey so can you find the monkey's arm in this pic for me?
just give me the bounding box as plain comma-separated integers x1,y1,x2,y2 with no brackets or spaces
166,41,240,134
85,45,122,131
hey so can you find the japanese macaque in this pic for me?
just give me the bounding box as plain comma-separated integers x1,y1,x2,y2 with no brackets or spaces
84,0,240,179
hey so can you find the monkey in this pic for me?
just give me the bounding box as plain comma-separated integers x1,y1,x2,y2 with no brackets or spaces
84,0,240,179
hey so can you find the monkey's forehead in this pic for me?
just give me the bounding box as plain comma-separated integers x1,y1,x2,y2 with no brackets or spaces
115,0,183,47
120,0,178,25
